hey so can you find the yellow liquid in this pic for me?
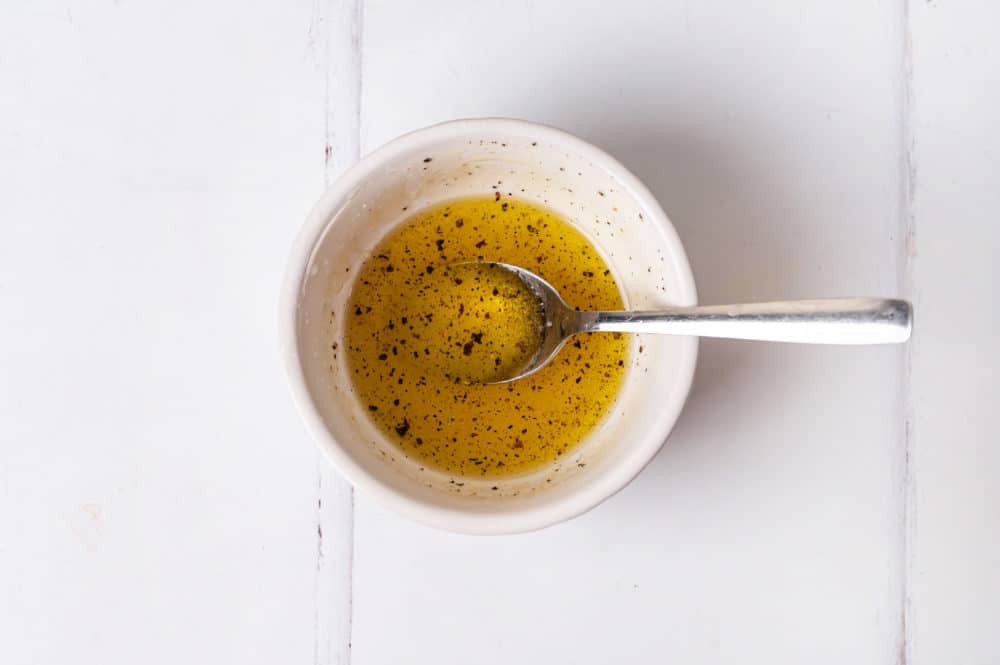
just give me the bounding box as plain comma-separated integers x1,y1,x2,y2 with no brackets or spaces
344,196,627,478
378,261,546,385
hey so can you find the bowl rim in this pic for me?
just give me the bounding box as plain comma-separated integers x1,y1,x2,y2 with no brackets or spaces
279,117,698,534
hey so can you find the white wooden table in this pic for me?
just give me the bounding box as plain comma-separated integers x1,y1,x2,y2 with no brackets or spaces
2,2,997,663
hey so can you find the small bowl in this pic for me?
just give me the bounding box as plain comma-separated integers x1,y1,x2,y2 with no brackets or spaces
281,118,697,534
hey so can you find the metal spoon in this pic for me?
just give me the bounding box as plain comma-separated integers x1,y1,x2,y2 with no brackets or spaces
487,262,912,384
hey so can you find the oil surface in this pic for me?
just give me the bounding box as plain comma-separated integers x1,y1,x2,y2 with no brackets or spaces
375,261,546,385
344,196,627,478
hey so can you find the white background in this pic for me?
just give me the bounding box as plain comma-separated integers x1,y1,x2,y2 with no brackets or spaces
1,1,997,663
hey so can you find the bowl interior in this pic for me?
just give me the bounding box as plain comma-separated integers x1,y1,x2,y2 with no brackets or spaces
289,120,697,532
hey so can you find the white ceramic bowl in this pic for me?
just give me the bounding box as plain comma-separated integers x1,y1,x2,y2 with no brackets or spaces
281,118,697,534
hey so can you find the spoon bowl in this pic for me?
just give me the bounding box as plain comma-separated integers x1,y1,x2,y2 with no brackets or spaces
484,263,581,384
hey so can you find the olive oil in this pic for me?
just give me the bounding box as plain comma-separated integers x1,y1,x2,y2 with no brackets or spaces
374,261,546,385
344,196,627,477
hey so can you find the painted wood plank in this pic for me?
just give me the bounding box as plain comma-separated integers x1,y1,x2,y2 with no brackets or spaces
353,2,905,663
906,2,1000,663
0,2,353,663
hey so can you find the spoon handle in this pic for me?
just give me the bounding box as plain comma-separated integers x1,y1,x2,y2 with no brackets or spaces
579,298,912,345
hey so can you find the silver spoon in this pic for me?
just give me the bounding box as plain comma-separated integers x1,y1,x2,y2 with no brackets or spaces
487,262,912,384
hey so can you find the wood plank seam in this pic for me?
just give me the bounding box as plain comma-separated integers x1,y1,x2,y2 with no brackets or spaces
316,1,364,664
900,0,916,663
